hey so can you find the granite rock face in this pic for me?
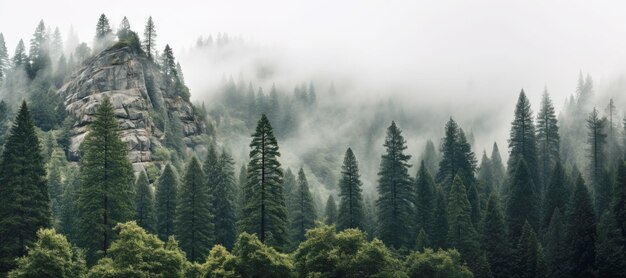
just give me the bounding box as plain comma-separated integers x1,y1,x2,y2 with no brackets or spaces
57,45,205,172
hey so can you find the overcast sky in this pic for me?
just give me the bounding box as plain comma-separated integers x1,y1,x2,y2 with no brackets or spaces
2,0,626,112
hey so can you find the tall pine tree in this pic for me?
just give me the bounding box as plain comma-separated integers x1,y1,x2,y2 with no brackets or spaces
490,142,506,193
155,163,178,241
432,185,449,249
289,168,316,246
337,148,365,231
586,107,607,188
566,173,597,277
507,90,539,194
77,97,134,263
481,193,512,278
515,221,547,278
143,16,157,59
135,171,156,234
324,195,338,225
541,161,568,230
506,159,539,241
536,88,560,193
544,208,569,278
436,119,477,191
376,121,415,249
447,176,482,273
414,161,436,240
0,102,50,274
213,150,238,249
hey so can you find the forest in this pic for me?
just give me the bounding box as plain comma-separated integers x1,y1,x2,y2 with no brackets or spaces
0,10,625,278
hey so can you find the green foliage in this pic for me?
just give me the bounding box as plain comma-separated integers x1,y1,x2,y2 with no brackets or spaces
0,102,50,274
176,156,214,262
156,163,179,241
447,176,481,272
489,143,506,193
436,119,477,191
404,248,473,278
135,171,156,234
377,121,415,249
337,148,365,231
543,208,568,278
230,233,294,278
507,90,539,193
77,97,135,263
586,108,607,187
514,222,546,278
8,228,86,278
239,114,288,248
432,186,449,249
505,159,538,241
142,16,157,59
614,163,626,252
212,150,238,249
536,89,560,193
565,173,596,277
324,195,338,225
415,161,436,244
595,211,626,277
289,168,317,245
200,245,238,278
87,222,186,277
481,194,511,278
541,162,568,230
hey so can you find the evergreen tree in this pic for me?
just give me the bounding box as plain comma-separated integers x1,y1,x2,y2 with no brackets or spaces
161,44,178,87
515,221,546,278
542,161,569,230
289,168,317,245
595,211,626,277
477,151,494,205
447,176,481,271
12,39,28,69
490,142,506,192
0,33,7,82
432,185,449,249
414,161,436,239
436,119,478,191
507,90,539,194
135,171,156,234
337,148,365,231
536,88,560,192
28,20,50,78
59,167,80,243
421,139,438,175
586,107,607,187
544,208,569,278
239,114,288,248
236,164,247,223
213,150,238,249
94,14,112,51
324,195,338,225
155,163,178,241
614,163,626,251
176,156,213,262
77,97,134,262
376,121,415,249
143,16,157,59
506,159,539,241
0,102,50,274
116,16,131,40
482,194,512,278
566,173,597,277
467,181,481,226
47,155,63,226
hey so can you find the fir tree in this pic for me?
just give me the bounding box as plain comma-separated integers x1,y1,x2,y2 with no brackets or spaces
213,150,238,249
0,102,50,274
490,142,506,192
239,114,288,248
595,211,626,277
506,159,539,241
415,228,430,251
566,173,597,277
421,139,438,175
155,163,178,241
432,185,449,249
12,39,28,69
236,164,247,223
541,161,568,230
436,119,478,191
47,155,64,226
467,181,481,226
507,90,539,194
376,121,415,249
0,33,7,82
95,14,112,39
59,167,80,243
586,107,607,187
116,16,131,40
544,208,569,278
324,195,338,225
289,168,317,245
337,148,365,231
477,151,494,205
135,171,156,234
536,88,560,192
161,45,178,87
515,221,546,278
28,20,50,78
176,156,214,262
414,161,436,239
77,97,134,262
481,194,512,278
447,176,481,271
143,16,157,59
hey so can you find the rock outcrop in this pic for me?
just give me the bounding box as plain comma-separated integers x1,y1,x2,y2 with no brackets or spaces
57,44,205,172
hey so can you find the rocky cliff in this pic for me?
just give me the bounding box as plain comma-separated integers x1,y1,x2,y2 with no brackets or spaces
57,44,206,172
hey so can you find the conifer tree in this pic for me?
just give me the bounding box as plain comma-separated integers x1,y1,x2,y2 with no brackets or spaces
77,97,134,262
155,163,178,241
28,20,50,78
12,39,28,69
0,33,7,82
432,185,448,249
143,16,157,59
481,194,512,278
176,156,213,262
506,159,539,241
135,171,156,234
436,119,478,191
477,151,493,203
95,14,112,39
324,195,338,225
515,221,546,278
595,212,626,277
117,16,131,40
239,114,288,248
566,173,597,277
544,208,569,278
586,107,607,187
447,176,481,271
467,182,481,226
59,167,80,243
161,44,178,86
507,90,539,194
0,102,50,274
490,142,506,192
421,139,438,175
376,121,415,249
236,164,247,222
47,156,63,225
415,228,430,251
614,163,626,250
541,161,568,230
414,161,436,239
337,148,365,231
536,89,560,193
213,150,237,249
289,168,317,245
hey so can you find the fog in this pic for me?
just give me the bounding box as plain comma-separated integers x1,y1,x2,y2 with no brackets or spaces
3,0,626,197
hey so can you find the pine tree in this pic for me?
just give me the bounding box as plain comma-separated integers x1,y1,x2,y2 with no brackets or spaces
490,142,506,192
236,164,247,223
414,161,436,239
415,228,430,251
541,161,568,230
506,159,539,241
481,194,512,278
155,163,178,241
586,107,607,187
12,39,28,69
467,181,481,226
515,221,546,278
566,173,597,277
143,16,157,59
28,20,50,78
135,171,156,234
77,97,134,263
376,121,415,249
59,167,80,243
0,102,50,274
176,156,214,262
289,168,317,245
447,176,482,272
0,33,8,82
95,14,112,39
595,211,626,277
239,114,288,248
117,16,131,40
614,163,626,251
324,195,338,225
436,119,478,191
161,45,178,87
337,147,365,231
507,90,539,194
421,139,438,175
544,208,569,278
536,88,560,193
47,155,63,226
432,185,449,249
213,150,237,249
477,151,494,204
